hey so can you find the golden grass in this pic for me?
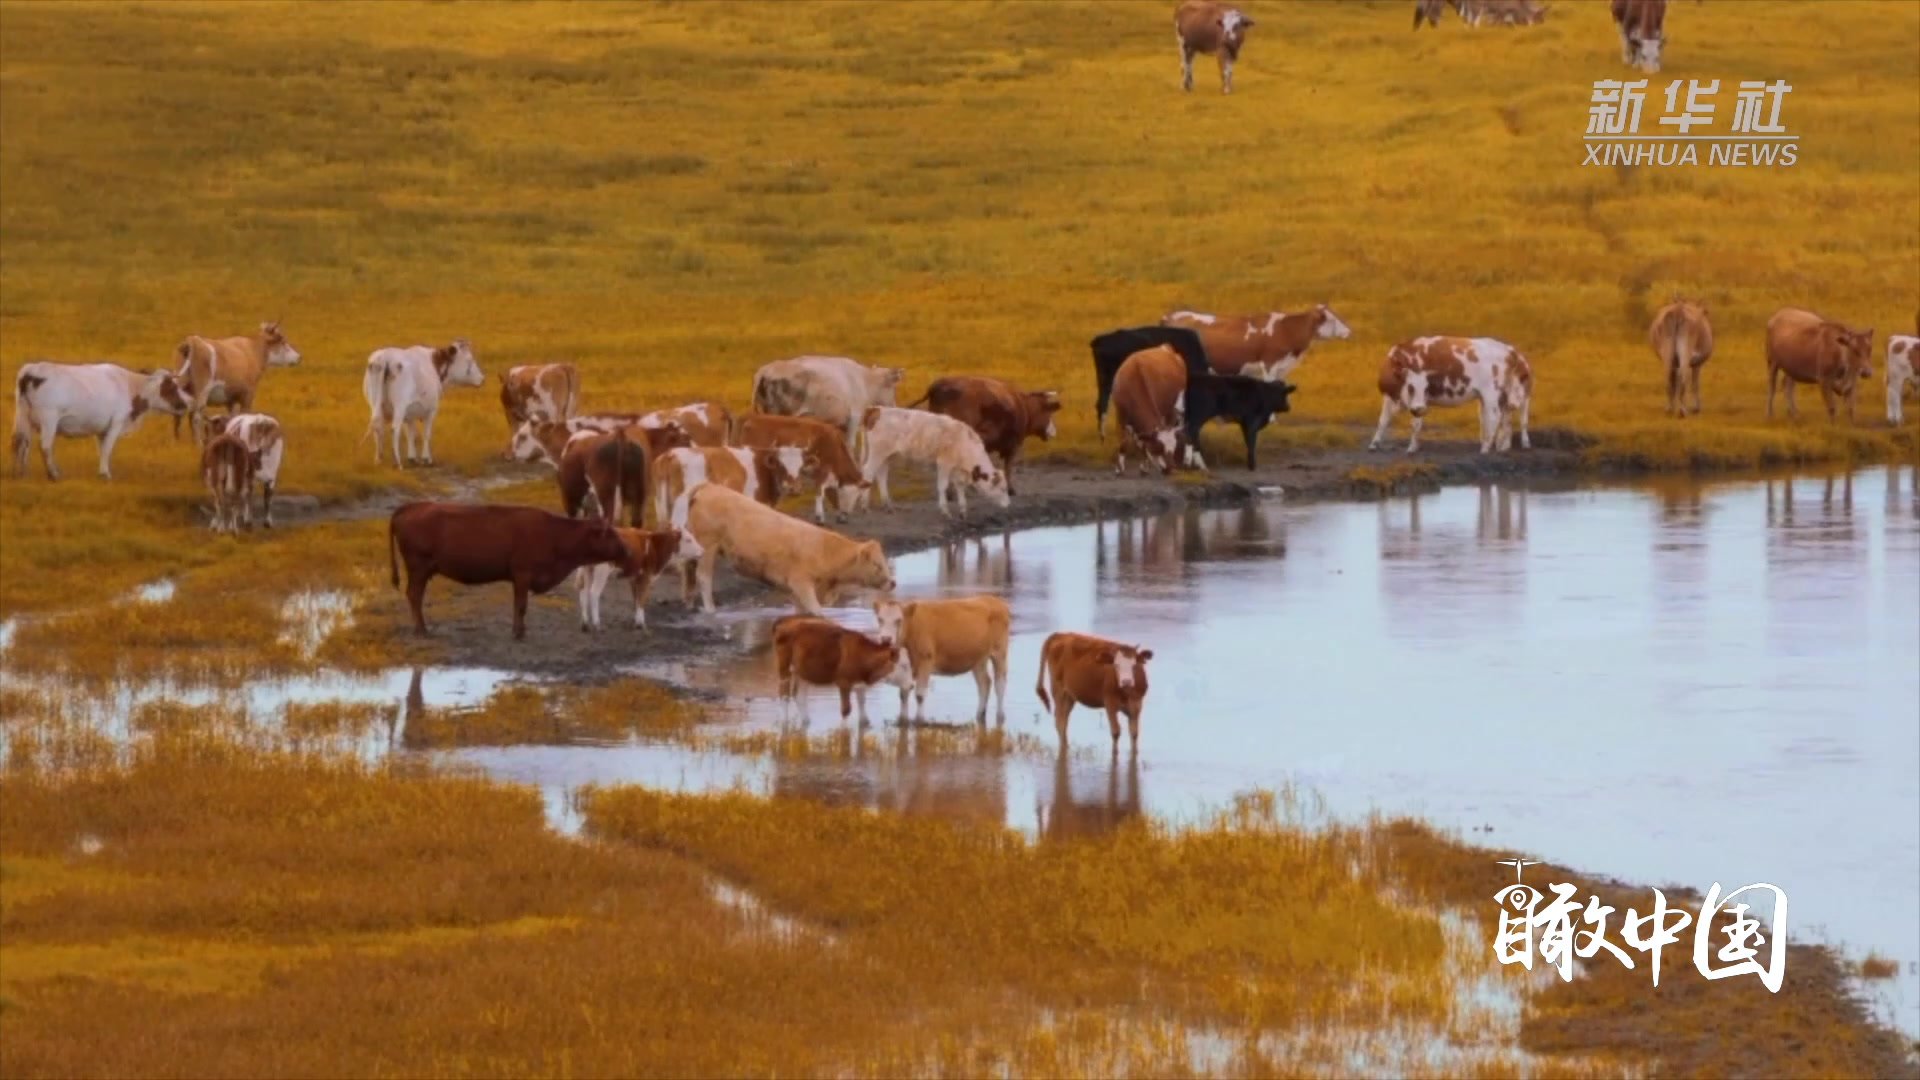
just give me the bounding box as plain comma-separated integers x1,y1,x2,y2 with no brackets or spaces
2,0,1915,616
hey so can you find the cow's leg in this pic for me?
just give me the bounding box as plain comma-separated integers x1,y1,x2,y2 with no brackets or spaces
1052,688,1074,749
96,419,125,479
914,664,932,723
1368,398,1396,451
1219,54,1234,95
631,571,655,630
680,561,698,608
1784,378,1801,419
1002,450,1018,497
1890,379,1905,425
838,684,855,722
971,663,992,724
1241,421,1259,470
1667,360,1682,417
11,420,31,478
1104,705,1122,745
37,421,60,480
697,550,719,614
1844,385,1857,425
511,575,532,640
260,476,276,529
1406,411,1425,454
1766,365,1779,419
932,462,950,517
990,645,1009,723
874,459,893,510
790,580,824,618
575,567,596,631
406,567,432,635
420,410,438,466
1478,396,1500,453
390,415,407,470
1619,27,1634,64
1179,41,1195,91
812,482,828,523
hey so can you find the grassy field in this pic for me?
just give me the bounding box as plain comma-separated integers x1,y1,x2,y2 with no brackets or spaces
1,0,1916,613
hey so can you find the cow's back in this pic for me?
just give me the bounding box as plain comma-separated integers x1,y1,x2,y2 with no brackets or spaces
1766,308,1832,378
1114,346,1188,430
905,595,1010,672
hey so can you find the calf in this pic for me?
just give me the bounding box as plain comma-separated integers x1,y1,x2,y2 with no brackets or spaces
680,483,895,616
11,362,188,480
733,413,871,522
872,595,1011,725
1611,0,1666,73
572,525,704,631
1766,308,1874,424
1649,297,1713,418
1182,374,1296,470
908,376,1060,496
1174,1,1255,94
1884,335,1917,425
206,413,286,527
1110,345,1205,475
1089,326,1209,440
1369,336,1533,454
361,340,485,468
497,363,580,434
640,401,732,448
556,427,690,526
1035,632,1154,750
752,355,905,451
201,433,260,535
173,321,302,445
508,414,650,467
771,615,907,726
1161,304,1352,382
653,445,810,526
861,406,1011,518
388,501,632,640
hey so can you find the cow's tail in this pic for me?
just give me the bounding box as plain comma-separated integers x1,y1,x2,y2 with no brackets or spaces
610,427,628,526
903,386,932,410
172,340,195,441
564,364,581,420
360,358,393,446
1034,637,1053,710
12,368,43,467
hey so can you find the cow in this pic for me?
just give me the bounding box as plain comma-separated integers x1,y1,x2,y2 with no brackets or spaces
1174,1,1254,94
497,364,580,435
1182,374,1296,470
751,355,905,451
907,376,1061,496
1110,345,1205,476
201,433,260,535
639,401,732,448
361,340,484,468
554,427,690,527
1161,304,1352,382
1412,0,1462,28
508,417,687,471
1611,0,1666,73
652,445,811,526
1765,309,1874,424
679,483,895,616
872,595,1011,725
10,362,188,480
1886,336,1919,425
1089,326,1210,441
1462,0,1548,25
1369,337,1533,454
205,414,286,527
387,501,633,640
1034,632,1154,750
733,413,871,523
860,406,1011,518
172,321,302,445
771,615,908,726
1649,297,1713,418
571,525,704,631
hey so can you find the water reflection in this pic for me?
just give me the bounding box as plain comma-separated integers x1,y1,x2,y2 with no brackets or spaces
1036,747,1143,843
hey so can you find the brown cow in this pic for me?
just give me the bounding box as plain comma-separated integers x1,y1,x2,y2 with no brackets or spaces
1110,345,1204,475
1649,297,1714,417
1611,0,1666,72
1034,632,1154,750
1161,305,1352,382
201,433,260,535
1174,1,1255,94
497,364,580,435
555,426,690,526
907,376,1061,497
571,525,704,631
1766,309,1874,424
640,401,732,448
771,615,907,725
173,321,302,444
732,413,871,522
387,501,632,640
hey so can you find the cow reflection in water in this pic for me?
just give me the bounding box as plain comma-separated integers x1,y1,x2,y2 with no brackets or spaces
1764,472,1858,547
769,725,1008,829
1095,505,1281,576
938,532,1015,591
1035,745,1142,843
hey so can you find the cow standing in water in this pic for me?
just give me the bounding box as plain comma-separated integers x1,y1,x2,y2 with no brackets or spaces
1765,309,1874,424
1649,298,1713,418
10,362,188,480
1174,1,1255,94
1035,633,1155,751
173,321,302,445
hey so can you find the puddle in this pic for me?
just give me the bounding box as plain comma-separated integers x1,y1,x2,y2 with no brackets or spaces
707,877,833,946
131,579,175,605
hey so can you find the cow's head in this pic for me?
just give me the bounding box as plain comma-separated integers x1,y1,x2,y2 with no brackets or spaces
1028,390,1063,440
509,420,567,466
1845,326,1875,381
140,369,191,416
968,464,1012,508
1398,369,1432,418
1635,30,1664,73
260,321,301,367
647,526,703,572
436,339,484,388
1315,305,1353,341
649,419,693,454
1109,645,1154,722
1220,9,1254,46
1259,380,1297,419
1142,427,1187,474
851,539,896,596
869,366,906,405
771,446,811,489
871,598,905,646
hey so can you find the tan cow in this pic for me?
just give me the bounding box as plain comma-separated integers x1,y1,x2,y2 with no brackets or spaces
173,321,302,444
640,401,732,449
1884,335,1918,425
1370,336,1533,454
1161,305,1352,382
497,364,580,435
1649,297,1714,417
1174,1,1255,94
872,595,1012,725
771,615,908,725
553,425,690,527
201,433,260,535
652,445,812,526
1110,345,1204,475
733,413,871,523
680,483,895,616
1034,632,1154,750
1765,308,1874,424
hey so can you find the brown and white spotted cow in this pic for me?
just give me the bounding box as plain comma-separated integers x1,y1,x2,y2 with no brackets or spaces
652,445,811,526
1034,632,1154,750
1885,335,1918,425
173,321,302,445
572,525,704,631
205,414,286,527
771,615,908,726
1766,309,1874,424
1161,305,1352,383
732,413,871,523
10,362,188,480
1611,0,1666,73
1174,1,1255,94
906,376,1060,496
497,364,580,436
639,401,732,448
1649,297,1713,417
201,432,260,535
1109,345,1205,476
1369,336,1533,454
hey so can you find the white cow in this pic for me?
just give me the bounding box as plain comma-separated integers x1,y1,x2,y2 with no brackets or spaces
1369,336,1534,454
10,362,189,480
860,406,1010,518
752,355,905,451
361,340,484,468
1888,335,1919,424
205,413,287,527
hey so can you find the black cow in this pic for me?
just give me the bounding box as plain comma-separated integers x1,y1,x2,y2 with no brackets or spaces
1182,375,1296,470
1088,327,1209,441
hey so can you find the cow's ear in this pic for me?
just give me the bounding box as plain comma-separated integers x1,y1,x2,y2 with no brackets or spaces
1136,648,1154,663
